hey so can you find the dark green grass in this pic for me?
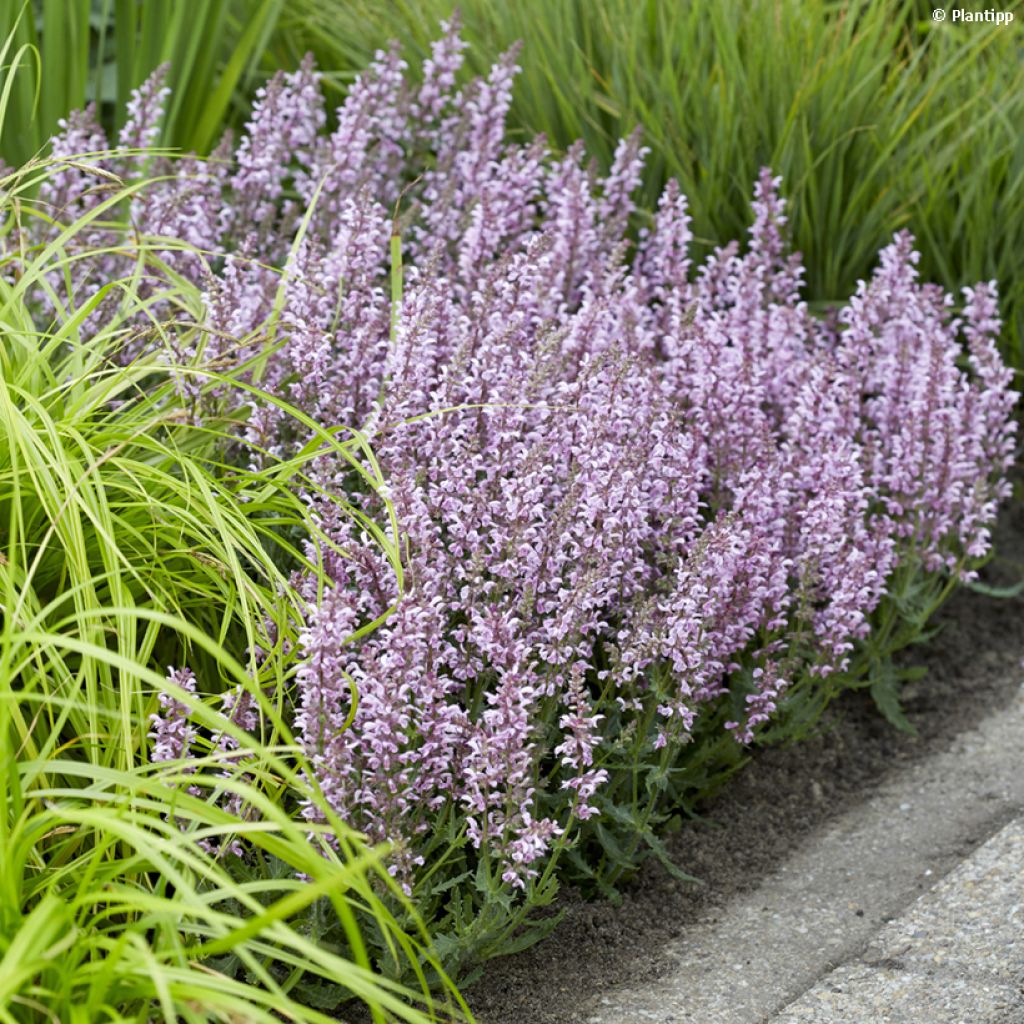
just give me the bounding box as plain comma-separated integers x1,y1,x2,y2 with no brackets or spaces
6,1,1020,358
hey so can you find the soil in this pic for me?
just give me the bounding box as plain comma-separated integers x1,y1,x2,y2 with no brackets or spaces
465,500,1024,1024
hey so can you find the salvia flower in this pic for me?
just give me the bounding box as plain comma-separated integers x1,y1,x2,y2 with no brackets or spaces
31,34,1017,898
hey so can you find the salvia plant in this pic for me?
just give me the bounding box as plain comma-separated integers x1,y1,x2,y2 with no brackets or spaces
9,19,1017,985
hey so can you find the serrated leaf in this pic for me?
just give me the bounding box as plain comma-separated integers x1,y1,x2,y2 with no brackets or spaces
564,845,597,880
528,871,559,908
870,664,917,736
420,870,472,899
644,763,671,796
641,828,703,886
594,821,636,872
458,963,486,988
492,911,566,957
909,623,943,646
473,855,492,897
291,976,345,1011
592,872,624,903
430,931,464,968
598,799,642,829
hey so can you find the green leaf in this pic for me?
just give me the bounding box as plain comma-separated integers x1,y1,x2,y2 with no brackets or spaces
963,576,1024,599
897,665,928,683
909,624,944,647
870,661,918,736
641,828,702,886
473,855,495,897
491,911,566,957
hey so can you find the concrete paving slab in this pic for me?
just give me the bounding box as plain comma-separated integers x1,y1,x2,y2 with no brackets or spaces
773,961,1019,1024
863,817,1024,984
582,685,1024,1024
774,818,1024,1023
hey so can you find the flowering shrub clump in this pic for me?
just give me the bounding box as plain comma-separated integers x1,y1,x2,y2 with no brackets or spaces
19,21,1017,968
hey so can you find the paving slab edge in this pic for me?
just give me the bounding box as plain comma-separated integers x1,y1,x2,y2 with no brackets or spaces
769,816,1024,1023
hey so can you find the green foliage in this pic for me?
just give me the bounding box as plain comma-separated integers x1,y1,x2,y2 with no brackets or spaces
1,0,1016,994
0,0,284,167
277,0,1024,363
0,747,460,1023
760,558,961,746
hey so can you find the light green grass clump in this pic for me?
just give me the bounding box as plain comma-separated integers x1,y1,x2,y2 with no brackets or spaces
0,128,468,1023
